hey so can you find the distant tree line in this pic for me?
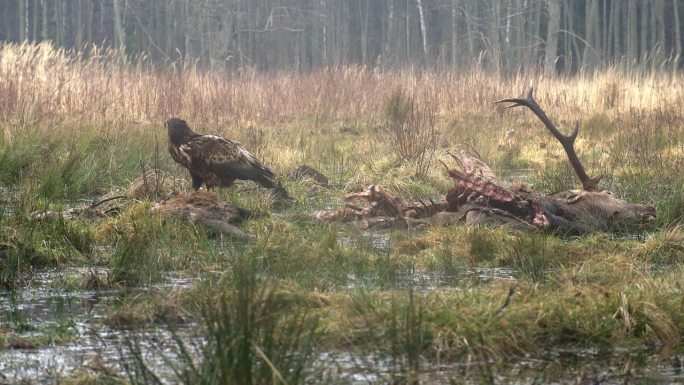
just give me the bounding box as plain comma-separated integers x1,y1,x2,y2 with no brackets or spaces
1,0,683,75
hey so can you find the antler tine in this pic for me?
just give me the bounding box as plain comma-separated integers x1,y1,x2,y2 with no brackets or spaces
438,159,450,171
447,151,464,170
495,87,603,191
493,87,536,107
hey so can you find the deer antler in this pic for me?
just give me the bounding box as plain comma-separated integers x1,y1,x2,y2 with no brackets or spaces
494,87,602,191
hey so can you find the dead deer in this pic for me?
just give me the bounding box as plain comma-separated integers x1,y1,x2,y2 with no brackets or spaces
315,88,656,233
495,87,656,231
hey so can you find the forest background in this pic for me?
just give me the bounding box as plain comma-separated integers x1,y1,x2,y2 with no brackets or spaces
2,0,682,76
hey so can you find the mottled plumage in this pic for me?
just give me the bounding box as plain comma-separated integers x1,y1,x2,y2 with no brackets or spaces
165,117,277,191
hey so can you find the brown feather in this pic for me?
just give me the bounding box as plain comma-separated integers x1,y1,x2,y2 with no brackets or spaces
165,118,276,190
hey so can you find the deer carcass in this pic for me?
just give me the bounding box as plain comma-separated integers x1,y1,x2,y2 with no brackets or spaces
444,87,655,233
315,88,656,234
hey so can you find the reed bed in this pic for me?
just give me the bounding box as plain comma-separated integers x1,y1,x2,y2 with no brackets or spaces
1,42,683,128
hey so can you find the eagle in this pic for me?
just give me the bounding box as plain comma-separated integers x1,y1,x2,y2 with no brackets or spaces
165,117,282,193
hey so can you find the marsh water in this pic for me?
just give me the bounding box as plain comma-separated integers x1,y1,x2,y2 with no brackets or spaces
1,265,683,384
0,193,679,384
0,268,196,383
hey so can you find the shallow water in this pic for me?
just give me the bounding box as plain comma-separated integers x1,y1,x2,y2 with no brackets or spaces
2,266,683,384
0,267,197,384
312,349,684,385
341,267,516,292
338,230,392,251
1,327,193,383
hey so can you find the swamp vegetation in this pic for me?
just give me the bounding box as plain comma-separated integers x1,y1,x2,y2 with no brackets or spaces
0,43,683,384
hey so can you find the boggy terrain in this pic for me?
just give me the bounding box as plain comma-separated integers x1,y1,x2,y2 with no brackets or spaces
0,43,683,384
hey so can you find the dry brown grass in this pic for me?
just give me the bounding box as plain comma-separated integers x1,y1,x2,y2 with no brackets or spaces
0,43,684,188
3,42,683,129
0,41,682,201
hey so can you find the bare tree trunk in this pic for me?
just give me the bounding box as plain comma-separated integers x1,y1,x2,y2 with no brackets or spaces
384,0,394,67
416,0,428,61
674,0,682,72
113,0,126,52
527,0,544,73
53,0,60,45
360,1,369,66
199,5,206,65
488,0,501,73
343,2,351,65
640,1,649,70
463,0,475,63
654,0,666,70
321,0,327,65
31,0,39,41
40,0,48,40
164,0,173,57
564,0,581,75
85,0,92,45
512,0,528,72
75,0,82,49
18,0,27,42
406,0,411,64
247,0,254,68
602,0,610,60
502,0,513,71
183,0,191,63
607,0,615,61
60,0,66,46
627,0,638,65
544,0,561,76
581,0,596,71
332,2,338,66
451,0,459,67
591,0,601,54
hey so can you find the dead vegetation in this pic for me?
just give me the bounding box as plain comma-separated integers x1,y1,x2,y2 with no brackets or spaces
150,190,252,239
126,169,185,201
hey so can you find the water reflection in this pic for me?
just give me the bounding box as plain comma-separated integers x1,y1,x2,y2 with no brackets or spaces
2,266,683,384
0,267,196,384
312,349,684,385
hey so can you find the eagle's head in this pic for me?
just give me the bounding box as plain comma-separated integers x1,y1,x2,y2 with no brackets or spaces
165,117,194,144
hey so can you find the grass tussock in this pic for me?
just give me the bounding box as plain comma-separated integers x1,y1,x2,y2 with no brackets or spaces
0,215,93,289
105,291,189,330
119,257,319,385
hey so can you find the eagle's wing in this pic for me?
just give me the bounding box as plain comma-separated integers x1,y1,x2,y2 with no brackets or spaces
182,135,276,188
